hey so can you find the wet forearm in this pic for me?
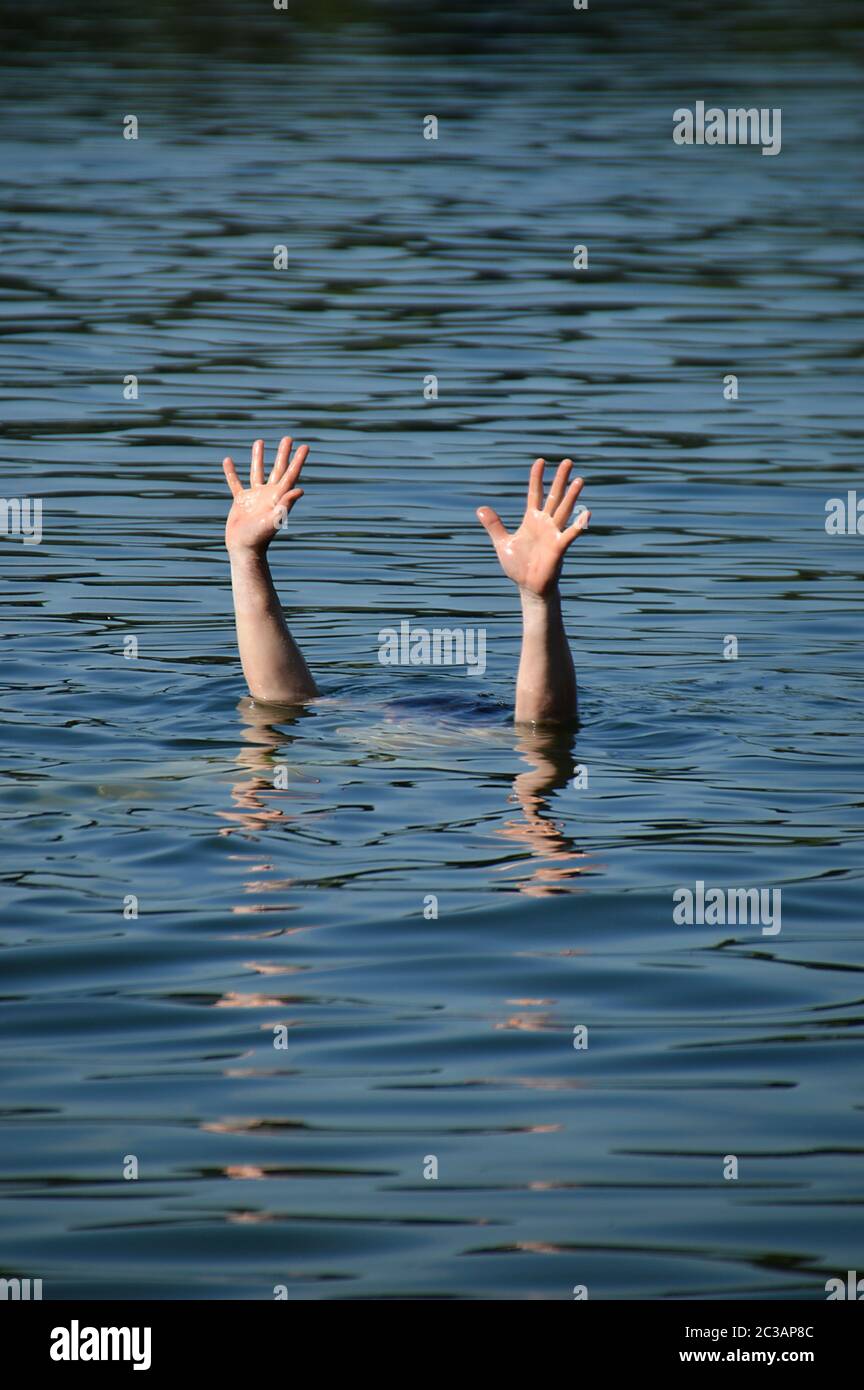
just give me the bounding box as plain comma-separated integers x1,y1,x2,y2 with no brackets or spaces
228,547,317,704
515,586,576,724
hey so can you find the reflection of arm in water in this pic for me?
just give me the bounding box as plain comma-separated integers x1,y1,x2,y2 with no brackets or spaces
477,459,589,723
222,437,318,704
217,697,304,838
498,724,591,896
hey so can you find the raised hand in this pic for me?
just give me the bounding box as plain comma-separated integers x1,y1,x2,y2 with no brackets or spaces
223,437,308,555
477,458,589,598
222,436,318,704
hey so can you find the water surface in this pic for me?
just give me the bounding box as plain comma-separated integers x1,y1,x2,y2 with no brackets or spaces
0,1,862,1299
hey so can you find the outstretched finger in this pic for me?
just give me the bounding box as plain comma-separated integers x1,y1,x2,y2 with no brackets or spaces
284,443,309,487
250,438,265,487
544,459,573,514
527,458,545,511
272,487,304,528
553,476,584,529
223,457,243,499
476,505,508,546
269,436,293,485
559,508,591,548
275,486,304,511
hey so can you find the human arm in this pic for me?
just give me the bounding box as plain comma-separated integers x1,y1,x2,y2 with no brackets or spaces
477,458,589,723
222,437,318,704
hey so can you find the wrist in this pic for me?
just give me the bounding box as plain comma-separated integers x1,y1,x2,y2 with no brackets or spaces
227,541,268,562
519,584,560,614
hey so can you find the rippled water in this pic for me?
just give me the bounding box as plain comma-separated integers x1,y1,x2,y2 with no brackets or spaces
1,2,862,1299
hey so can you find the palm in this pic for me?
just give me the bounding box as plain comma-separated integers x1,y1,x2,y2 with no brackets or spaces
222,437,308,553
496,508,569,593
226,480,290,551
477,458,589,597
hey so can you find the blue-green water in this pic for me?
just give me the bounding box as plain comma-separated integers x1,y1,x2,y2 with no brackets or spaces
1,1,862,1299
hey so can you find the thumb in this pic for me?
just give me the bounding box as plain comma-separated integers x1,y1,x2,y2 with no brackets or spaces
476,506,508,546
